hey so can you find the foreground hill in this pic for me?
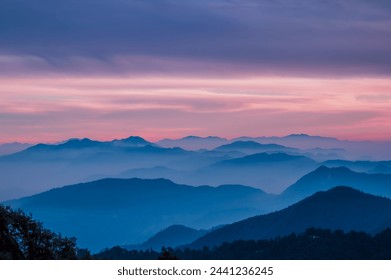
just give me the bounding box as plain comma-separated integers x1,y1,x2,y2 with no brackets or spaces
190,187,391,248
5,178,272,252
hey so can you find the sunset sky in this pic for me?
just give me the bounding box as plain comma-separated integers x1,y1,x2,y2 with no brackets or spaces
1,0,390,143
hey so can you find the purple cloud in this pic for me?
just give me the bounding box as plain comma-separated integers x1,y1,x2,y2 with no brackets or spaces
0,0,390,77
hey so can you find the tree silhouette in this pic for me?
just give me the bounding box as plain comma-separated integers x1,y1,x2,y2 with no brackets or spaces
93,228,391,260
0,205,77,260
158,247,178,260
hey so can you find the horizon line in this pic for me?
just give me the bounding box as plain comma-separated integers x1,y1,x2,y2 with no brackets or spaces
2,133,391,146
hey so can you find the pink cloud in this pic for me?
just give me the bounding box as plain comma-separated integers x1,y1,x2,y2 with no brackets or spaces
0,75,390,143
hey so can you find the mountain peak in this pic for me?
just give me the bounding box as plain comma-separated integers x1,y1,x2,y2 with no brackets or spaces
67,138,92,142
312,165,356,175
311,185,362,197
136,225,207,250
59,138,98,148
120,136,149,143
111,136,151,147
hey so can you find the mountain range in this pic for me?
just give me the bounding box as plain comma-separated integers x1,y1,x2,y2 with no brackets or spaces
2,135,391,200
2,134,391,255
4,178,273,252
0,137,210,200
235,134,391,161
158,134,391,160
4,164,391,252
190,187,391,249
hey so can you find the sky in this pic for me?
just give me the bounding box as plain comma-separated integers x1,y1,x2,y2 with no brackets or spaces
0,0,391,143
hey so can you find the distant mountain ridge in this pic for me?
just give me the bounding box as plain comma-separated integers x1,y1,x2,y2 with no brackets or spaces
2,133,391,200
3,134,391,159
24,136,154,152
233,134,391,161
